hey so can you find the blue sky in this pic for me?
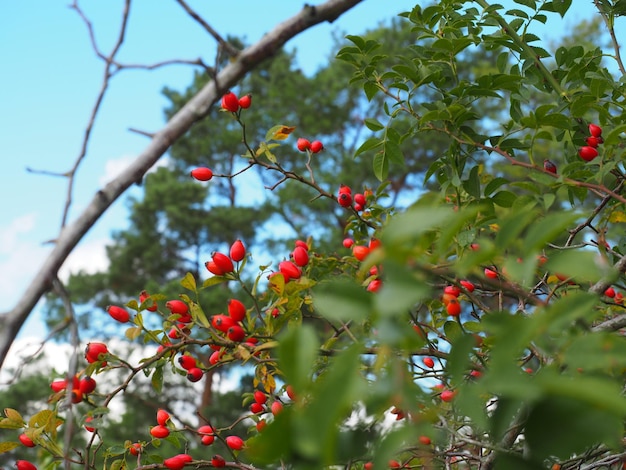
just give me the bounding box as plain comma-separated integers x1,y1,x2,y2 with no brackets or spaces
0,1,599,338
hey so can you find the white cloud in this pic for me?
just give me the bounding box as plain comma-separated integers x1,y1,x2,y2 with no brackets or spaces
99,154,169,187
58,236,111,281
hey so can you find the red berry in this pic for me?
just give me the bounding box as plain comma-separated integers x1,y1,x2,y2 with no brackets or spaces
79,376,97,395
605,286,616,298
198,424,214,436
18,434,35,447
423,357,435,368
107,305,130,323
50,379,67,393
254,390,267,404
201,434,215,445
389,460,401,469
221,91,239,112
165,299,189,316
71,388,83,404
85,342,108,364
460,280,475,292
470,369,482,378
310,140,324,153
150,424,170,439
369,237,381,250
440,390,456,402
238,94,252,109
543,159,557,174
211,314,235,332
249,402,264,414
352,245,370,262
164,455,189,470
342,238,354,248
418,435,432,445
229,239,246,262
139,290,158,311
212,252,234,274
271,401,283,415
294,240,308,250
227,299,246,322
286,384,296,401
354,193,366,206
157,409,170,426
178,354,197,370
338,192,352,207
190,167,213,181
256,419,267,432
279,260,302,281
227,325,246,342
15,461,37,470
367,279,382,292
225,435,244,450
578,146,598,162
588,123,603,137
84,416,96,432
484,267,498,279
205,260,224,276
211,455,226,467
292,246,309,267
364,463,374,470
586,136,601,148
338,184,352,195
443,285,461,298
296,138,311,152
129,442,142,456
187,367,203,382
447,299,461,316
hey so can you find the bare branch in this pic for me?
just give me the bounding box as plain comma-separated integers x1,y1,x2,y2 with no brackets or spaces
0,0,364,369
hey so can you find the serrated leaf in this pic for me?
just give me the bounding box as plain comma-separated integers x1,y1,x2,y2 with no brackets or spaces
180,272,197,292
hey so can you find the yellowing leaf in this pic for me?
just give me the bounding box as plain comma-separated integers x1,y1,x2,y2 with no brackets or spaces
608,211,626,223
4,408,24,426
266,124,296,141
489,223,500,232
125,326,142,341
180,272,197,292
29,409,54,428
0,442,20,454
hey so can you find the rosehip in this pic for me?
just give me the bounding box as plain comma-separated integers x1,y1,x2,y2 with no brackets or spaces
227,325,246,342
484,267,498,279
229,239,246,262
150,424,170,439
296,138,311,152
423,357,435,368
588,123,603,137
364,463,373,470
157,409,170,426
271,401,283,415
286,384,296,401
440,390,456,402
354,193,366,206
447,299,461,316
352,245,370,261
586,136,602,148
201,434,215,445
18,434,35,447
164,455,189,470
187,367,203,382
338,184,351,195
419,435,432,445
292,245,309,267
369,237,381,250
279,260,302,281
256,419,267,432
211,455,226,467
254,390,267,404
578,146,598,162
250,402,264,414
107,305,130,323
165,301,188,318
211,314,235,332
227,298,246,322
367,279,382,292
190,167,213,181
198,424,214,436
310,140,324,153
15,461,37,470
225,435,244,450
460,280,475,292
604,287,616,298
238,94,252,109
50,379,68,393
205,260,224,276
129,442,142,456
221,91,239,112
342,238,354,248
295,239,308,250
444,285,461,298
84,416,96,432
470,369,482,378
79,376,97,395
209,350,222,365
178,354,197,370
85,342,108,365
543,159,557,174
212,252,234,274
337,192,352,207
139,290,158,311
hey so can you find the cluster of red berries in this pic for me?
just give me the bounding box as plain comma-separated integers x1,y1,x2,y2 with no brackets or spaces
442,281,475,317
578,123,603,162
205,239,246,276
336,184,371,212
269,239,310,285
604,286,624,304
340,237,382,291
296,137,323,153
220,91,251,113
50,374,97,405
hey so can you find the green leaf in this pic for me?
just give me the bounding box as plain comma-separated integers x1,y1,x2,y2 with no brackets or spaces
372,151,388,181
602,123,626,146
491,190,517,207
363,118,384,131
277,325,319,396
523,211,579,253
462,165,481,198
313,279,372,322
544,250,604,283
563,333,626,372
373,260,430,317
180,272,196,292
354,137,383,157
151,365,164,393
